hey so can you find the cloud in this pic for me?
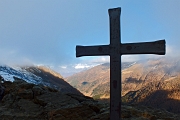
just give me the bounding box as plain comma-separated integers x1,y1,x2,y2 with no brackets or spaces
0,1,117,67
60,66,67,69
88,57,110,64
122,55,141,62
74,64,92,69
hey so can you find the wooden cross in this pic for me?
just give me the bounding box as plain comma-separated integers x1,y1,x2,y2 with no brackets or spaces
76,7,165,120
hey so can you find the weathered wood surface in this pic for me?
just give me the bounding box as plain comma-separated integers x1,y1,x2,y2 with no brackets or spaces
76,7,166,120
76,45,109,57
108,8,121,120
121,40,165,55
76,40,165,57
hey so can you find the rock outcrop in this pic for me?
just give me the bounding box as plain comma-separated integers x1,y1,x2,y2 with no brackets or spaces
0,79,109,120
0,79,179,120
0,84,4,100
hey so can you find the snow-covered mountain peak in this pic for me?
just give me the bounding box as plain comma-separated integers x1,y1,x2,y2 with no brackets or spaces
0,65,82,95
0,65,43,84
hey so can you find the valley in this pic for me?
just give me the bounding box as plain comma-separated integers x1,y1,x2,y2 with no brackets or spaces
66,57,180,114
0,57,180,118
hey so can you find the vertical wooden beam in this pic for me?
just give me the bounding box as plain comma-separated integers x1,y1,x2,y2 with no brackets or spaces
109,8,121,120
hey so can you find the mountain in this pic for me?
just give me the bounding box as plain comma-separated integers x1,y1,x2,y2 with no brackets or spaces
0,65,82,95
121,57,180,96
65,62,135,98
65,57,180,103
122,77,180,114
0,79,179,120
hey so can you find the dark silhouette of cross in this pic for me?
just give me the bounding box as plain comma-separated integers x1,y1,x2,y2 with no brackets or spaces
76,7,166,120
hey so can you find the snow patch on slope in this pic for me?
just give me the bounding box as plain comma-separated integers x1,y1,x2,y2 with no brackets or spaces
0,65,43,85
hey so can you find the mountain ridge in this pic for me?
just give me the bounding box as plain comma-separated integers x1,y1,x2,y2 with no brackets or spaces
0,65,82,95
66,57,180,98
122,77,180,114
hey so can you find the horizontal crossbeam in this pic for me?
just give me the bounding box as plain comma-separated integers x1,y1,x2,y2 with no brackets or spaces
76,40,165,57
76,45,109,57
121,40,165,55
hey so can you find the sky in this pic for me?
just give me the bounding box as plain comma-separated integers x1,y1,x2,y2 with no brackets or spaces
0,0,180,77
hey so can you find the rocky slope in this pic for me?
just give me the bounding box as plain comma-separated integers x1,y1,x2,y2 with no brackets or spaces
22,66,82,95
0,79,179,120
122,77,180,114
66,57,180,98
121,57,180,96
0,65,82,95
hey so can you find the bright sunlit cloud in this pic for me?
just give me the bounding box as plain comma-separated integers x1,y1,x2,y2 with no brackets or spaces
74,64,92,69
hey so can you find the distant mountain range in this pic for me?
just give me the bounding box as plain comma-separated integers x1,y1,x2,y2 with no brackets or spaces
65,57,180,114
65,61,136,97
0,65,82,95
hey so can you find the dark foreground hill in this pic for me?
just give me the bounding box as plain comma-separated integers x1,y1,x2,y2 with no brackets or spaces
0,79,179,120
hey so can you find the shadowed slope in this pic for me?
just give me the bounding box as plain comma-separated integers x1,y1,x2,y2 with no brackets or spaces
22,66,83,95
